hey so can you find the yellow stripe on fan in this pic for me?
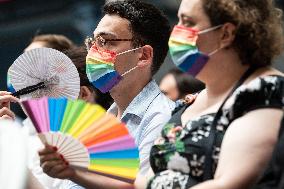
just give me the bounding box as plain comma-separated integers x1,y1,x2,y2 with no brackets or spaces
68,104,106,138
88,164,138,180
78,114,118,142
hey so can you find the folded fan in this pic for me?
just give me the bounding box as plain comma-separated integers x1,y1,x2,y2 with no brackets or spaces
21,97,139,183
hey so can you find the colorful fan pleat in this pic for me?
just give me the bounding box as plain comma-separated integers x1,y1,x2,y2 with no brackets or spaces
21,97,139,183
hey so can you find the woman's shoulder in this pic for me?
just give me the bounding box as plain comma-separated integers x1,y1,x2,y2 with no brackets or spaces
246,67,284,85
224,70,284,121
233,67,284,99
240,73,284,93
240,71,284,94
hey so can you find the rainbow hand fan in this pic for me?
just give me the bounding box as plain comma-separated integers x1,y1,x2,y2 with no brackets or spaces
21,97,139,183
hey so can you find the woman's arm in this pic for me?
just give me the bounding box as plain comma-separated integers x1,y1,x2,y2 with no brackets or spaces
191,109,283,189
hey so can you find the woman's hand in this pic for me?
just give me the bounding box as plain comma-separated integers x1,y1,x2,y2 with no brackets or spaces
0,91,18,120
38,144,75,179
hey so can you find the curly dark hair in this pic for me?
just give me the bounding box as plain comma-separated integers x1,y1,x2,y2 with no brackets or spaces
103,0,171,75
202,0,284,67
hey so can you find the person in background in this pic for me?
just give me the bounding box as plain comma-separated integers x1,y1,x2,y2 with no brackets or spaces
159,68,205,101
25,34,75,52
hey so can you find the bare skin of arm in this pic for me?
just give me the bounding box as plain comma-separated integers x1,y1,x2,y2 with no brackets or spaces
191,109,283,189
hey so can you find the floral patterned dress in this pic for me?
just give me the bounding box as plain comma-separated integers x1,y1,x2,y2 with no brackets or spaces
147,75,284,189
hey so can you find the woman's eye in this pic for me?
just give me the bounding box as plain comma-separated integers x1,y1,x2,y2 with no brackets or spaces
183,20,195,27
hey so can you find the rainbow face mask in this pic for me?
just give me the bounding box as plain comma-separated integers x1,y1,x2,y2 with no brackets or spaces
168,25,222,76
86,45,140,93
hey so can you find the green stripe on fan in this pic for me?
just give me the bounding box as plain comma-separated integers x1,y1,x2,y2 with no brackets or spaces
90,159,140,168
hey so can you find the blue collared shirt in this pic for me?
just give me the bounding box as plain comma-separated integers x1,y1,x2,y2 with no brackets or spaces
108,80,175,175
62,80,174,189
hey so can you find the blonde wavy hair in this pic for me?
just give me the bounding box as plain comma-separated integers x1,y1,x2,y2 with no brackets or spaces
203,0,284,67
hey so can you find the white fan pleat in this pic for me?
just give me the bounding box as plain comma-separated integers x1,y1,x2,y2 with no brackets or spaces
8,47,80,100
38,133,89,169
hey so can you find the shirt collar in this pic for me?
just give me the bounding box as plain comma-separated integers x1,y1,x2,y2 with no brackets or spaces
108,80,161,121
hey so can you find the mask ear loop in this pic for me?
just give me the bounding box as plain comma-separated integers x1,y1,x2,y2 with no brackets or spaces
199,25,223,56
198,25,223,35
208,48,221,56
121,66,138,77
117,47,142,56
118,46,142,77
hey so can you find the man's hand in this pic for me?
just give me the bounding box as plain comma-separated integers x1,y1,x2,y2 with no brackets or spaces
39,144,75,179
0,91,18,120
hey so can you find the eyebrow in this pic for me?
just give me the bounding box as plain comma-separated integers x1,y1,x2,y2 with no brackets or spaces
180,14,195,21
93,31,117,38
161,90,168,95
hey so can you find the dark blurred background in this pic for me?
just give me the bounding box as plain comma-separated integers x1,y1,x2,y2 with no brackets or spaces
0,0,283,118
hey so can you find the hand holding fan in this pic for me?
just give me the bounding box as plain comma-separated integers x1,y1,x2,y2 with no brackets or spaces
8,47,80,99
21,97,139,183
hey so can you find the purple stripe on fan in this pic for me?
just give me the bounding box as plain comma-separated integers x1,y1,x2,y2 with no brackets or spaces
40,97,50,132
22,101,42,133
31,99,49,133
88,136,136,153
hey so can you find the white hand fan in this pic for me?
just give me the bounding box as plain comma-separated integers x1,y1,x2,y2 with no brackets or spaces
8,47,80,99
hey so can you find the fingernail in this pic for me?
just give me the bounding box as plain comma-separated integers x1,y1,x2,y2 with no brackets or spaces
65,162,69,166
53,146,58,151
59,154,64,159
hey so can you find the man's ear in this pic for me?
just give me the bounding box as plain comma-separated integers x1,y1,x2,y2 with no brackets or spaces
219,23,237,49
137,45,153,68
79,86,95,103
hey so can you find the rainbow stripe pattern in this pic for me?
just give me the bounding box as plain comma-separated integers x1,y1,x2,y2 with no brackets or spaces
168,25,209,76
86,46,122,93
21,97,139,183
